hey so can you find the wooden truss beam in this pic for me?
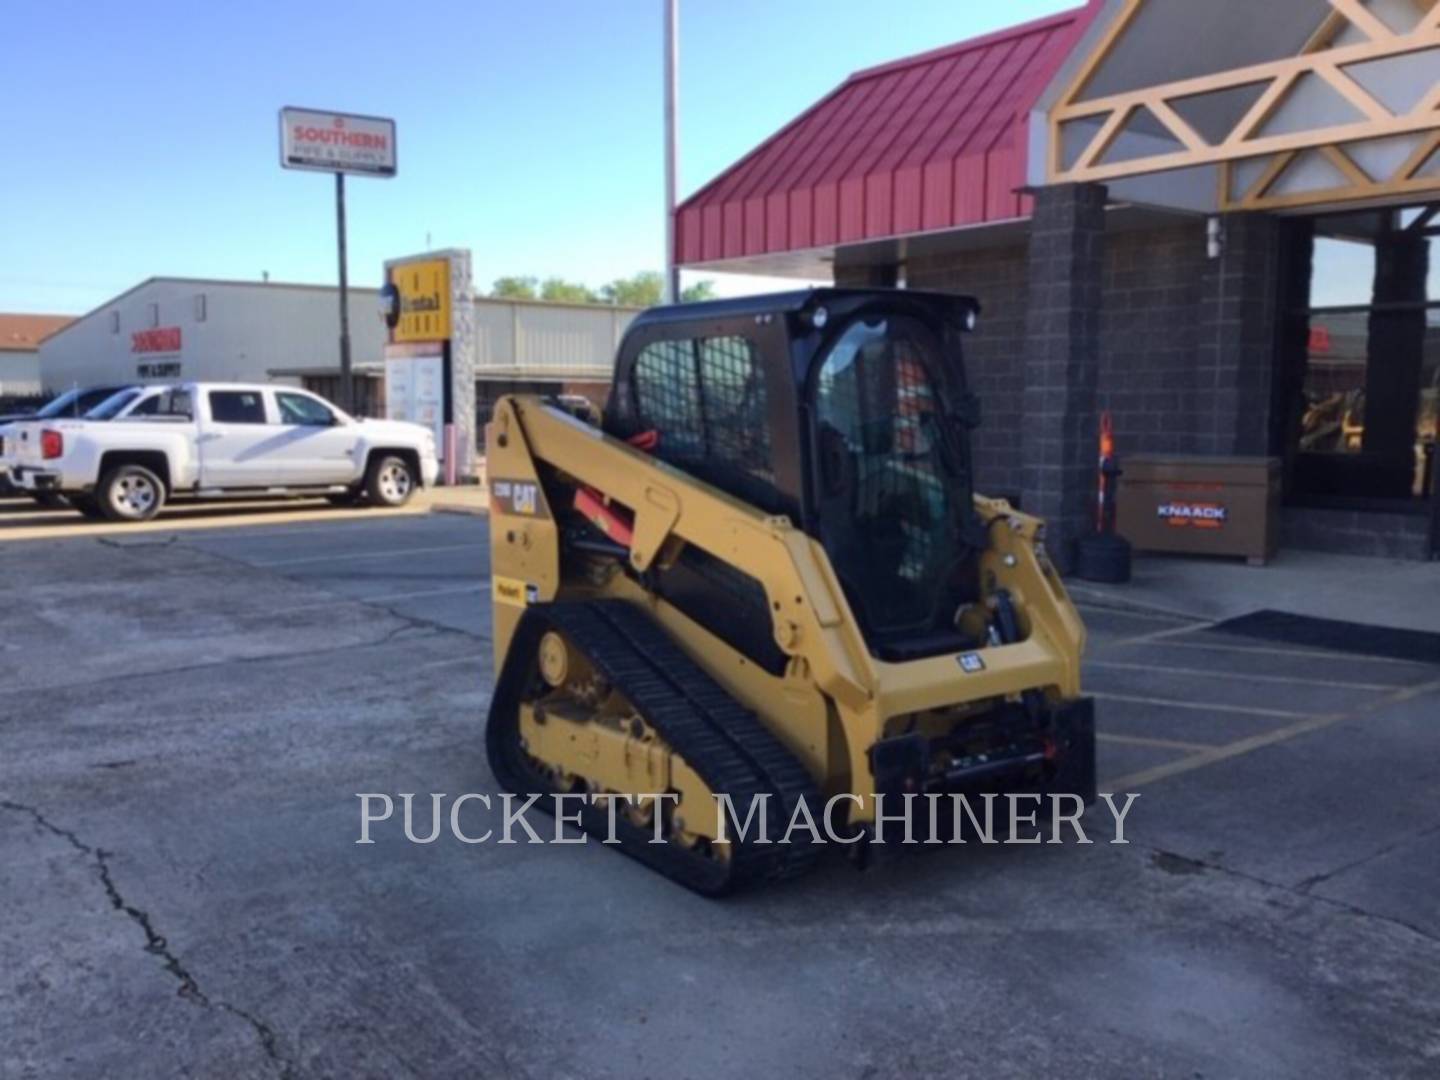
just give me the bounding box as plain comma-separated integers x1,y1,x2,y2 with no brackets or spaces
1050,0,1440,191
1231,128,1440,211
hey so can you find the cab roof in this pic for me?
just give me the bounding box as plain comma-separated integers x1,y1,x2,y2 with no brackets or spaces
624,287,981,334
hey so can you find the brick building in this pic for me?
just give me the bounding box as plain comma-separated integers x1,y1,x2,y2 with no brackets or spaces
676,0,1440,562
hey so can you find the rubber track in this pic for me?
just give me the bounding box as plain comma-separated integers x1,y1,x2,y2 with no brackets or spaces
486,600,822,894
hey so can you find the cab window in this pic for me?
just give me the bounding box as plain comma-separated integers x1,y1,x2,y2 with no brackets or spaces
129,390,193,418
813,315,970,640
84,389,142,419
209,390,267,424
276,392,335,427
629,334,775,506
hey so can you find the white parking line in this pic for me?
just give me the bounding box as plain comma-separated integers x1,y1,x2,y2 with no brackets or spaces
1097,732,1214,753
1075,602,1197,624
1088,659,1393,692
1091,692,1312,720
1107,676,1440,790
1114,637,1438,668
1107,620,1217,649
261,583,486,618
253,543,480,567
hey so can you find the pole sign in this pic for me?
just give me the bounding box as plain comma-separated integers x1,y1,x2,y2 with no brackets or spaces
388,259,452,343
279,107,397,177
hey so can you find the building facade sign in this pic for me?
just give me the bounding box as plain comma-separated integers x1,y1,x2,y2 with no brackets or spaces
132,327,181,354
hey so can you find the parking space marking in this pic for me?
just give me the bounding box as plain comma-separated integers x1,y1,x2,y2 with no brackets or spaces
261,583,487,618
1088,659,1394,693
1097,732,1214,753
252,542,480,567
1091,691,1312,720
1107,675,1440,791
1121,637,1437,668
1074,602,1198,624
1105,620,1219,649
184,518,462,544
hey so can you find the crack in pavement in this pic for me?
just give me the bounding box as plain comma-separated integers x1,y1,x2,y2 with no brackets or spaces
1148,844,1440,948
189,539,490,646
1294,820,1440,895
2,800,297,1079
3,621,454,699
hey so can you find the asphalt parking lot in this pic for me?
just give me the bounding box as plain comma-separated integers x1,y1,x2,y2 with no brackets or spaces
3,507,1439,1078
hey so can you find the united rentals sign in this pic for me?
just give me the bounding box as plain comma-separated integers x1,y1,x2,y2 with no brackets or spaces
279,108,397,177
387,258,452,343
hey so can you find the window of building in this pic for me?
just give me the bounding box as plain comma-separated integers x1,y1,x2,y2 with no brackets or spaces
194,294,207,322
209,390,267,424
109,311,120,334
1283,203,1439,507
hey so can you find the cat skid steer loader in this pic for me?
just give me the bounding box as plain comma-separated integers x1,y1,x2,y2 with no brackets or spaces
484,289,1094,894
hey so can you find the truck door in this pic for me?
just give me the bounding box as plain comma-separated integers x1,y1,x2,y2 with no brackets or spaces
198,389,285,488
272,390,357,485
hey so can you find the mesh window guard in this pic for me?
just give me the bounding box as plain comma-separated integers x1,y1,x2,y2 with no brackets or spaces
632,335,774,484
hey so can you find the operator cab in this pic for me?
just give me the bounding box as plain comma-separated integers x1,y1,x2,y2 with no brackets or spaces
605,288,987,663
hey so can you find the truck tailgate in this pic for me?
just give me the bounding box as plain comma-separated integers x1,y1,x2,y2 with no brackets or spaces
8,423,46,467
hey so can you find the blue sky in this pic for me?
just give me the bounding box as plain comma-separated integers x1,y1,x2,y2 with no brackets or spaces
1,0,1075,314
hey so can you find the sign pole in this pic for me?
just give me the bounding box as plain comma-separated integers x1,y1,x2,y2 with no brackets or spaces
335,170,354,414
663,0,680,305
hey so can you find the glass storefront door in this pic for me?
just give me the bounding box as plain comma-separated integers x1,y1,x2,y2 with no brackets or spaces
1279,204,1439,553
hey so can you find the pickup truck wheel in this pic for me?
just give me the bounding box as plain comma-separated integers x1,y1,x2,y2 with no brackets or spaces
364,455,416,508
99,464,166,522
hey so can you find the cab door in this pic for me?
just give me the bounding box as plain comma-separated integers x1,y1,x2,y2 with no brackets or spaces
197,389,286,488
271,390,357,485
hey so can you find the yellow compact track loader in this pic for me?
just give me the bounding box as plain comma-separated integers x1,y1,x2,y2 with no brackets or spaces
485,289,1093,893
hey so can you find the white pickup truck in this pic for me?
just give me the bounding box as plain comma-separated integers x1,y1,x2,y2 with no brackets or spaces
7,382,440,522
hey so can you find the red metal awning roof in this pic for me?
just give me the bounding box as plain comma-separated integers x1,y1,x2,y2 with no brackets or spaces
675,5,1099,268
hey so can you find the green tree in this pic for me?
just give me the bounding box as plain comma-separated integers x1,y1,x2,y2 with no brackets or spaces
539,277,597,304
490,276,538,300
600,271,664,308
680,279,717,303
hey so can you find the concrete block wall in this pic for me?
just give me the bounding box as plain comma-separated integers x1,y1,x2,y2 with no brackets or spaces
1282,507,1431,561
1020,183,1108,570
893,222,1218,499
836,201,1432,560
899,245,1029,500
1195,213,1283,456
1100,223,1209,455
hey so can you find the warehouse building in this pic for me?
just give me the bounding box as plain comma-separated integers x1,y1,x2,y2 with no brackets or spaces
39,274,636,435
676,0,1440,561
